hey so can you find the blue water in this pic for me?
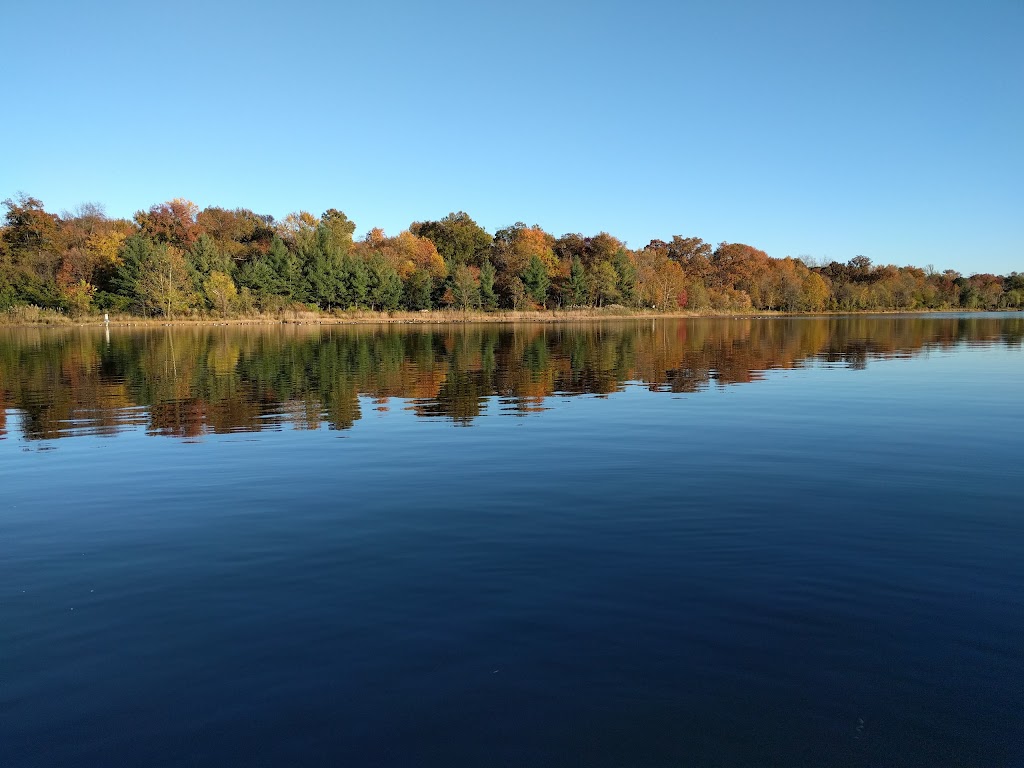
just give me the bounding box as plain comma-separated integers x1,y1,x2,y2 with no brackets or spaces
1,316,1022,766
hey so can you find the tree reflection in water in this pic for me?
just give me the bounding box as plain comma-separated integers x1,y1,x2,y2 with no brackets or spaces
1,315,1020,440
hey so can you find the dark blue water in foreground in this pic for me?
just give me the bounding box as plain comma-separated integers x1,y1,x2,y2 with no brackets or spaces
2,316,1022,767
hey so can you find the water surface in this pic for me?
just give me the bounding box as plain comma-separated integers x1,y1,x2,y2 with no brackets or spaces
2,315,1022,767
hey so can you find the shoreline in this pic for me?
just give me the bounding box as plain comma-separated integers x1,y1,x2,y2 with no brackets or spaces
0,306,1016,329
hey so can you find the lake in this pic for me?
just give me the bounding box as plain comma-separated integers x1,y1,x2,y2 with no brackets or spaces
2,314,1022,767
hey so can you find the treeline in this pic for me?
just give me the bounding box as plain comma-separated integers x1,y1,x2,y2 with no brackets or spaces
2,194,1022,317
3,317,1021,440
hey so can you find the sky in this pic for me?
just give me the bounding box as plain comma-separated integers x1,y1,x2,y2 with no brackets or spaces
2,0,1021,275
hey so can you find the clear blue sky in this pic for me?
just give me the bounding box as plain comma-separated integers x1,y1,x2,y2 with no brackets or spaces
3,0,1021,275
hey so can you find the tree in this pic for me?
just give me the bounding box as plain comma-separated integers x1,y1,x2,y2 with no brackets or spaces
479,259,497,310
654,236,714,286
412,212,491,268
848,255,873,280
553,232,587,266
196,206,275,263
59,280,95,316
591,261,619,306
368,255,403,311
134,199,200,250
565,257,589,306
508,276,528,310
492,223,556,305
613,249,637,306
353,228,447,282
189,234,233,278
801,271,830,311
2,194,63,289
343,256,370,308
712,242,771,303
320,209,356,251
450,264,481,310
635,248,686,309
113,234,156,305
204,271,238,315
404,269,433,310
585,232,624,267
300,226,345,307
267,236,299,297
237,257,279,302
135,244,196,316
57,203,131,294
522,254,550,308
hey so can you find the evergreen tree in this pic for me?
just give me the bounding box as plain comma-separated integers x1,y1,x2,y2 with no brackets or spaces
368,255,403,310
266,236,298,298
613,249,637,306
189,234,233,277
522,254,550,308
405,269,433,310
343,257,370,308
565,256,589,306
237,257,278,298
302,226,345,307
112,235,155,304
479,259,497,310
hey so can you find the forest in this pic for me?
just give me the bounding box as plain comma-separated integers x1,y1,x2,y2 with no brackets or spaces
2,194,1021,319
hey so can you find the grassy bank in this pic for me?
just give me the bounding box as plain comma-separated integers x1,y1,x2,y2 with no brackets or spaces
0,305,730,327
0,304,1009,328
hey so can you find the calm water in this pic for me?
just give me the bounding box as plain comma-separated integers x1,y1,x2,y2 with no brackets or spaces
2,315,1022,767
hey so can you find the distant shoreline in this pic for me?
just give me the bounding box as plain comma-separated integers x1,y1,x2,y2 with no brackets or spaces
1,306,1016,328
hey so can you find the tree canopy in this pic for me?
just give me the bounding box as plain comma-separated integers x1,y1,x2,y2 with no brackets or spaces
2,194,1020,317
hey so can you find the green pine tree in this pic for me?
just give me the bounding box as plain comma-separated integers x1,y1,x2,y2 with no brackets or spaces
522,254,550,308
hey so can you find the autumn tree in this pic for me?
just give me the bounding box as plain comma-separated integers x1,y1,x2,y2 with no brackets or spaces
801,271,830,311
411,212,491,268
204,271,238,315
277,211,319,249
135,199,201,250
634,248,687,309
492,223,556,305
52,203,133,309
712,242,771,305
654,236,714,286
353,228,447,281
3,191,1019,317
553,232,587,266
591,260,620,306
2,194,64,304
196,207,275,264
585,232,624,268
